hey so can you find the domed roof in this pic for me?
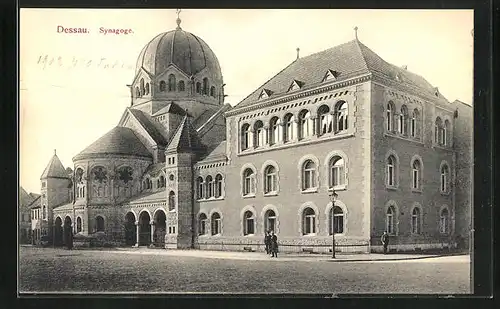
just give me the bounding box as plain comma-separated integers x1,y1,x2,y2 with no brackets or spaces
73,127,152,161
135,28,222,81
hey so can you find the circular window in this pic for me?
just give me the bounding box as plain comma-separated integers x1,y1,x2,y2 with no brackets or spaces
169,174,174,181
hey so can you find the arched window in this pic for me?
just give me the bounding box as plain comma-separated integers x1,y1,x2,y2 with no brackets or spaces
168,191,176,211
269,117,281,145
386,155,396,187
196,176,204,200
410,109,419,138
157,179,160,188
302,160,317,190
298,110,312,139
140,78,145,96
329,206,344,235
264,165,277,194
76,217,82,233
198,213,207,235
215,174,223,198
178,80,185,92
145,83,150,95
329,156,345,188
440,208,449,234
335,101,348,132
159,175,165,187
386,206,395,234
441,164,449,192
399,105,408,135
196,82,201,94
412,159,421,190
168,74,176,92
435,117,443,144
241,123,250,151
243,168,255,196
411,207,421,234
387,102,395,132
83,186,85,197
283,113,294,142
202,78,209,95
264,210,276,233
96,216,105,232
210,86,216,97
243,211,255,235
302,207,316,235
136,87,140,98
254,121,265,147
318,105,332,135
443,120,450,146
159,80,166,92
206,175,214,198
211,212,221,235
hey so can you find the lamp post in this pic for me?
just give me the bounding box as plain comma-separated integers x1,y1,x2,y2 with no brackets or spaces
329,189,338,258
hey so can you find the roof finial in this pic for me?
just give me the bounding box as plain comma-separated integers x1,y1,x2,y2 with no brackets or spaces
354,26,359,40
54,149,57,155
296,47,300,60
176,9,182,29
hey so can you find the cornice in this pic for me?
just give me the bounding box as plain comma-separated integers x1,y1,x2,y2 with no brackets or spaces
226,74,372,117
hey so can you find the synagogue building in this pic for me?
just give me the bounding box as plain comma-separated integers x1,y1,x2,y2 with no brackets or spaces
29,16,472,253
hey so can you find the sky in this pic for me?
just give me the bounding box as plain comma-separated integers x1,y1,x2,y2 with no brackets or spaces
19,9,473,194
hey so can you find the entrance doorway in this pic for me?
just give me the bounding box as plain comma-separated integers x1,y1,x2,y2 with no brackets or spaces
153,210,166,247
138,211,151,246
124,212,136,246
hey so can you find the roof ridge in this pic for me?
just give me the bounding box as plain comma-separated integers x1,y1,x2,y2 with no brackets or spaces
352,39,370,72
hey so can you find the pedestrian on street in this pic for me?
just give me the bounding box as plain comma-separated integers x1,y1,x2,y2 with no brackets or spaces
381,231,389,254
270,231,278,258
264,230,271,254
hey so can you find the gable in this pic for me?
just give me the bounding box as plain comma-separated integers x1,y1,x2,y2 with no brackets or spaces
323,69,339,82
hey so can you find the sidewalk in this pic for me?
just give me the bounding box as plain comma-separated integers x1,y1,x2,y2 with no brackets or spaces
105,247,450,262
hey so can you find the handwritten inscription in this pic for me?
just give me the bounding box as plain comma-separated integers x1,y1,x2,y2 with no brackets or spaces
36,54,134,70
57,25,134,35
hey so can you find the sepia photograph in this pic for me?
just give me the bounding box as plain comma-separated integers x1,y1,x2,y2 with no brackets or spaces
19,8,473,294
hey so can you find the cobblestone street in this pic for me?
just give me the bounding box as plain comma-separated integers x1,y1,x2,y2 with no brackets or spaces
19,246,470,294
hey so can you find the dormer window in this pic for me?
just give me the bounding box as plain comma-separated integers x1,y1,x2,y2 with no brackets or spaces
258,89,273,100
434,88,440,97
287,80,304,92
323,69,339,82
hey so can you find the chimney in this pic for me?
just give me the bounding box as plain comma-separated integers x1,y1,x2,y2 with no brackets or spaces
296,48,300,60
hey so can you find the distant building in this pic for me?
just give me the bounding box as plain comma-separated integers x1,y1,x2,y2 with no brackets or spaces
19,187,40,244
36,17,472,253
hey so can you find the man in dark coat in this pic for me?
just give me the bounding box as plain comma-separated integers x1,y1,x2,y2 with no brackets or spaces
381,231,389,254
270,231,278,258
264,231,271,254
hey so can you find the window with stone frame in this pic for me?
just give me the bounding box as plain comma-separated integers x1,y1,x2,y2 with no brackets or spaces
411,207,421,234
335,101,348,132
386,206,396,235
302,207,316,235
241,123,250,151
283,113,294,142
243,211,255,235
329,156,345,188
211,212,221,235
302,160,317,190
243,168,255,196
329,206,344,235
196,176,204,199
214,174,223,198
198,213,207,235
264,165,277,194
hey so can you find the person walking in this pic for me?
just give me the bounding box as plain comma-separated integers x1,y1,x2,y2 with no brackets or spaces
381,231,389,254
264,230,271,254
270,231,278,258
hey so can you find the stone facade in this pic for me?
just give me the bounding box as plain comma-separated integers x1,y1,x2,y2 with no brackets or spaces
37,22,472,254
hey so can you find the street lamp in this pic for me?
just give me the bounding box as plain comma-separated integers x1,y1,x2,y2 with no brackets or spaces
329,189,338,258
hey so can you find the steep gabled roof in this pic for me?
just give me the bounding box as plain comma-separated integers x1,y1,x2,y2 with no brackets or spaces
152,102,191,117
41,152,69,179
19,187,34,207
128,108,169,146
73,127,152,161
197,140,227,163
165,116,205,153
235,39,440,109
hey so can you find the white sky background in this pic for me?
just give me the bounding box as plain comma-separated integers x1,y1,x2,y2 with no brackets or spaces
20,9,473,194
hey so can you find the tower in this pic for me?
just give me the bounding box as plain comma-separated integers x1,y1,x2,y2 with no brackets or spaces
164,115,205,249
40,149,72,244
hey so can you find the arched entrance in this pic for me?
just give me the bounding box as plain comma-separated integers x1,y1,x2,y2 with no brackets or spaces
63,216,73,249
153,209,167,247
124,212,136,246
54,217,63,246
138,211,151,246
